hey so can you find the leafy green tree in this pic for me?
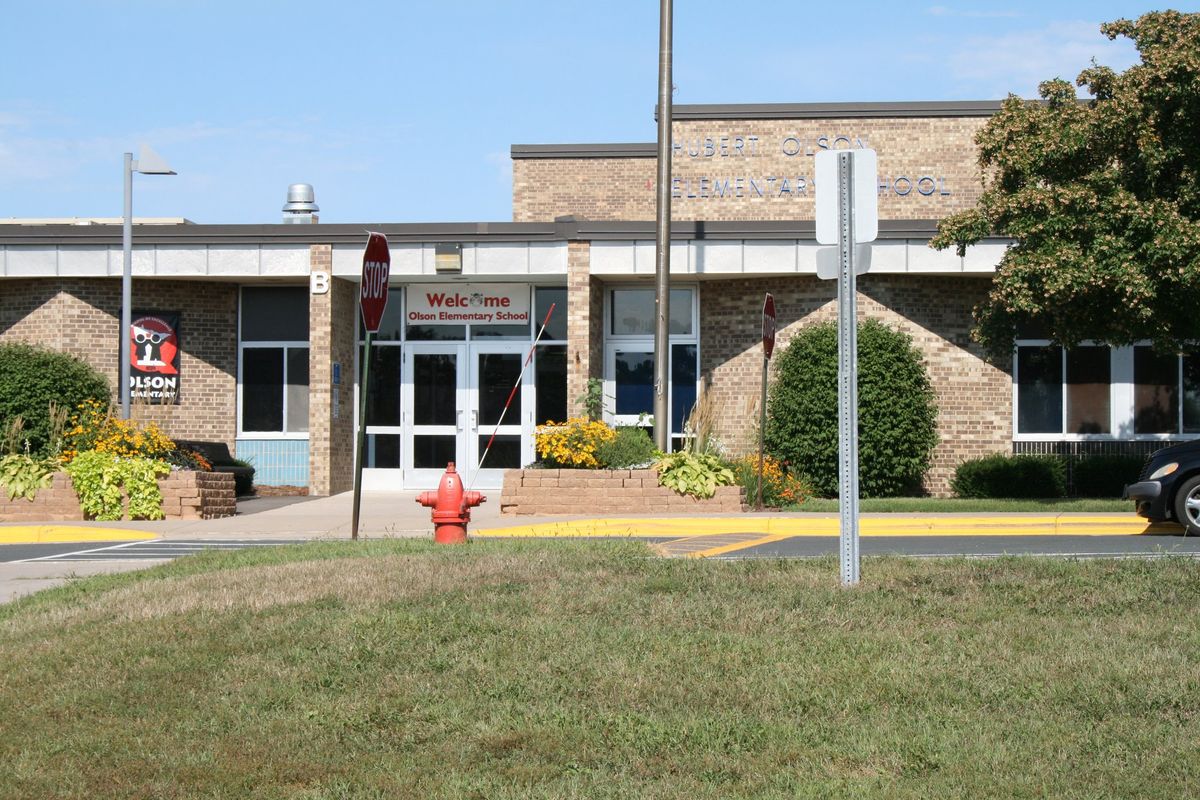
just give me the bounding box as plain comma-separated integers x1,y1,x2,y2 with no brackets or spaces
764,320,938,498
931,11,1200,356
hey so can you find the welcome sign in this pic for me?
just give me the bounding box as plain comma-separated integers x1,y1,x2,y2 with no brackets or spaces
407,284,530,325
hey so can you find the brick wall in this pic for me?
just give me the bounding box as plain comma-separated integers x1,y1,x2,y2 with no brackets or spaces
307,247,358,496
698,275,1010,496
513,115,987,222
0,278,238,446
501,468,746,515
565,242,604,417
0,469,235,521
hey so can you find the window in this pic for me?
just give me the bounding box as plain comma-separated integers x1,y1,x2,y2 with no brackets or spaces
605,287,698,447
239,287,309,436
1015,342,1200,438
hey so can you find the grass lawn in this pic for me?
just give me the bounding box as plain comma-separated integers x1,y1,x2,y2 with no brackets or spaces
2,540,1198,799
794,497,1132,513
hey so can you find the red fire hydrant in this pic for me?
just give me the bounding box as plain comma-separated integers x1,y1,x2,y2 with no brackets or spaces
415,462,486,544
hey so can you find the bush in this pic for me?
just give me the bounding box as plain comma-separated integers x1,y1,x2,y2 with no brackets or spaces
0,343,108,457
732,454,813,507
62,399,175,463
764,320,939,498
951,454,1067,499
1070,454,1145,498
595,426,658,469
655,451,736,499
535,418,616,468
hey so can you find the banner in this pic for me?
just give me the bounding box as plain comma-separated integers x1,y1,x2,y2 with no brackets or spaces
128,311,180,404
406,284,530,325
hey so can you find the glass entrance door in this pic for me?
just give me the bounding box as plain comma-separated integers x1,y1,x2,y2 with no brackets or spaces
401,343,532,489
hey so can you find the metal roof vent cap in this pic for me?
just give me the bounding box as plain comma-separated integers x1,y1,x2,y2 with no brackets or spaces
282,183,319,223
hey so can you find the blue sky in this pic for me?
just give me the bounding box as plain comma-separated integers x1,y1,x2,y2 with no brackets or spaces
0,1,1177,224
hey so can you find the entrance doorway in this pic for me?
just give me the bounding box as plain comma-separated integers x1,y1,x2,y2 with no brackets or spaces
400,342,532,490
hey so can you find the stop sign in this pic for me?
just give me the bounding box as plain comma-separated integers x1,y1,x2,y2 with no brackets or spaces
360,232,391,333
762,293,776,359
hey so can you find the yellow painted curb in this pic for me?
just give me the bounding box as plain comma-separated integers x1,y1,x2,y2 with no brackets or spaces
0,526,158,545
473,515,1171,539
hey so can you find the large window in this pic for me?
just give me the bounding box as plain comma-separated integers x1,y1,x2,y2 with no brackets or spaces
239,287,309,436
1015,342,1200,438
605,286,698,447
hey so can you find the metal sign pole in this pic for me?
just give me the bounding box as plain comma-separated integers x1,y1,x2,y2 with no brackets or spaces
756,355,768,510
351,330,373,542
837,151,861,586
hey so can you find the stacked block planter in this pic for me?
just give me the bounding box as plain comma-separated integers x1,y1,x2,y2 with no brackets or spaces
0,470,236,522
500,468,746,515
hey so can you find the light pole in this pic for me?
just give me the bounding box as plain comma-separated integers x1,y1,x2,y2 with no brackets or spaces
121,145,176,419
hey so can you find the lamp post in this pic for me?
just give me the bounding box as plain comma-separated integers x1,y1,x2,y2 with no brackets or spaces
121,145,176,419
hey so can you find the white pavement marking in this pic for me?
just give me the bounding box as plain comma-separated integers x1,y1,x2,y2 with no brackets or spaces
13,540,148,563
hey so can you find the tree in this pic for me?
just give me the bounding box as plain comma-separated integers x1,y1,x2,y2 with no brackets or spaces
931,11,1200,356
764,320,938,498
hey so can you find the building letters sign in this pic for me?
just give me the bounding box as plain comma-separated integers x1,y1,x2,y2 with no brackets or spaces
407,284,530,325
128,311,180,404
669,132,953,203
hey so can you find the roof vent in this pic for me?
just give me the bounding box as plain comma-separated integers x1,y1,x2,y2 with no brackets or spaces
282,183,319,224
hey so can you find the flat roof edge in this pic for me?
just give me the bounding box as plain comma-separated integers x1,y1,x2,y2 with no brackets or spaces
511,143,657,159
667,100,1009,119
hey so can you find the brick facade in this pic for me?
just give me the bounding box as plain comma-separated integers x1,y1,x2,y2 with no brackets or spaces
0,278,238,446
565,241,604,417
514,115,987,223
308,247,358,495
697,275,1010,496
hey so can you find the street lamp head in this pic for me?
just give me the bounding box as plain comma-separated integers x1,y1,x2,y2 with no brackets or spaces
134,144,176,175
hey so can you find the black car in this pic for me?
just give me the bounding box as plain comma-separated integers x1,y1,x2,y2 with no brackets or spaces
1124,440,1200,534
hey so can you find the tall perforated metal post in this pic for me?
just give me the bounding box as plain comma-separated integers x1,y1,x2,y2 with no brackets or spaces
836,151,861,586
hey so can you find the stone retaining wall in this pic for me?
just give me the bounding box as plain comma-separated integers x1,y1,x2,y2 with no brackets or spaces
500,469,746,515
0,470,236,522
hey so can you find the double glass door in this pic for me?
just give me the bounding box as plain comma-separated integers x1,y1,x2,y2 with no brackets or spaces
401,343,532,489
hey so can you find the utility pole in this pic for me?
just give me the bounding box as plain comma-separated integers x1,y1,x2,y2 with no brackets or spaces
653,0,673,451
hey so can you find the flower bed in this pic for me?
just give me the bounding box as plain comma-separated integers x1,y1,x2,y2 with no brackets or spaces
0,470,235,522
500,468,746,516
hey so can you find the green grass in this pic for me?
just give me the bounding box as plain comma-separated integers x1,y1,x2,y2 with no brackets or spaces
794,497,1132,513
2,540,1198,798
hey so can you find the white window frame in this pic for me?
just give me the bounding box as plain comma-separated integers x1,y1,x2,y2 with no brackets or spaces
602,284,699,443
1012,340,1200,442
237,286,311,440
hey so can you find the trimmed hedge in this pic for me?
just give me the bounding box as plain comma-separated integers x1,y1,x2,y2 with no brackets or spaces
1070,454,1145,498
951,454,1067,499
764,320,938,497
0,343,109,457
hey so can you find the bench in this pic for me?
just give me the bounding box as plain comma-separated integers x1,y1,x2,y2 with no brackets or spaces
175,440,255,495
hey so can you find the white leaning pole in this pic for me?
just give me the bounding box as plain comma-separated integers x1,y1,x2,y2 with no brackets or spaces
835,150,861,586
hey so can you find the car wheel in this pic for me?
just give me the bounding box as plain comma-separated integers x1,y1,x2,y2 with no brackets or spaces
1173,475,1200,536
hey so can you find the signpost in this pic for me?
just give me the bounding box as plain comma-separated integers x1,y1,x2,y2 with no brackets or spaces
815,149,877,586
756,293,776,510
351,232,391,541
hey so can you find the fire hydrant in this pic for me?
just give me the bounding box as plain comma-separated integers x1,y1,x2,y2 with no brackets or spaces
415,462,486,544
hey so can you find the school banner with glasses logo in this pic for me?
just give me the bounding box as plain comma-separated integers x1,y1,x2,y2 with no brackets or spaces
128,311,181,404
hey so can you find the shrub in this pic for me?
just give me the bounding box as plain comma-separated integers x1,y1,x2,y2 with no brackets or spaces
732,454,813,508
764,320,939,498
535,418,616,468
1070,454,1145,498
64,450,170,520
228,457,256,496
595,426,658,469
951,453,1067,499
0,343,108,457
62,399,175,463
655,451,736,499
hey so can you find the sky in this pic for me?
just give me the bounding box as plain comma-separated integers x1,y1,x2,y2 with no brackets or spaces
0,1,1181,225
